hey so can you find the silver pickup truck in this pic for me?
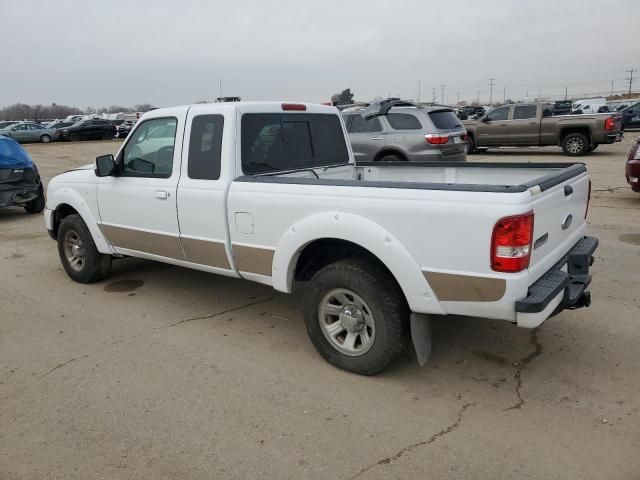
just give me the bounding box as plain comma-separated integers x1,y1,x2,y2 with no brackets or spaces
463,103,623,156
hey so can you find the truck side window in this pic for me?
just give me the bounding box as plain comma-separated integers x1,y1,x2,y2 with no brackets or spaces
486,107,510,121
188,115,224,180
513,105,537,120
386,113,422,130
122,117,177,178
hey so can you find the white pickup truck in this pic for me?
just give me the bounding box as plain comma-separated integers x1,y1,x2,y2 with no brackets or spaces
45,102,598,375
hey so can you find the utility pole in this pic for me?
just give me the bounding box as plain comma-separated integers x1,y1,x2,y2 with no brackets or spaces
626,68,636,98
610,80,614,96
457,89,460,105
440,84,446,104
564,87,568,100
432,87,436,104
488,78,495,105
503,86,506,103
477,89,480,104
219,80,222,100
418,80,421,102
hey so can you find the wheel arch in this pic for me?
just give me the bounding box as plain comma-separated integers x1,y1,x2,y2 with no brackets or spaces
373,148,408,162
559,126,592,145
271,212,445,315
48,191,114,253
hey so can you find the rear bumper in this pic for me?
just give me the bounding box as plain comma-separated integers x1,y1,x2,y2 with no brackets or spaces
625,159,640,192
515,236,598,328
603,131,623,144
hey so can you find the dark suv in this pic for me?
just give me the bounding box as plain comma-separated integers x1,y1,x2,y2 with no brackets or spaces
621,102,640,130
58,119,116,141
342,100,467,162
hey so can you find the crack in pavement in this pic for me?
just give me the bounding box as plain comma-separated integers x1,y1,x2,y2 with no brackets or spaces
38,354,89,380
505,328,542,410
154,295,275,329
348,403,475,480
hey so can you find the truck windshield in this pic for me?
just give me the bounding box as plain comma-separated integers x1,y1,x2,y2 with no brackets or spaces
241,113,349,174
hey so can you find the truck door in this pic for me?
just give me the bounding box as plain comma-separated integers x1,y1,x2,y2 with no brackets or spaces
476,106,511,145
508,104,540,145
347,114,385,162
176,105,237,274
97,112,185,260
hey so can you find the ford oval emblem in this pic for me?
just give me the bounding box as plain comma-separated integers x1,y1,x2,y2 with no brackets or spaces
562,214,573,230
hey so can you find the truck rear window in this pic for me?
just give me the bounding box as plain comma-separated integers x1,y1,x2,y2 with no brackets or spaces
241,113,349,174
428,110,463,130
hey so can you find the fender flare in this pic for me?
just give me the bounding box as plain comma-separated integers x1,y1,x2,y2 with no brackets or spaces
271,211,445,314
49,187,114,254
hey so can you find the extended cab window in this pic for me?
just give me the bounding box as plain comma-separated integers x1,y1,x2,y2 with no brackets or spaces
513,105,537,120
241,113,349,174
349,114,382,133
188,114,224,180
122,117,177,177
486,107,510,121
386,113,422,130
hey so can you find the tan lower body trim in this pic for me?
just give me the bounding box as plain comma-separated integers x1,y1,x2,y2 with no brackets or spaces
181,237,231,269
423,271,506,302
232,244,274,276
101,224,183,259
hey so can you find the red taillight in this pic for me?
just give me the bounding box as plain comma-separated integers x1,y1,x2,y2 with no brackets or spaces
281,103,306,111
425,133,449,144
585,179,591,219
491,212,534,273
604,117,615,130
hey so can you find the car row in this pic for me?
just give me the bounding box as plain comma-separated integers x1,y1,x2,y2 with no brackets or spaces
0,119,118,143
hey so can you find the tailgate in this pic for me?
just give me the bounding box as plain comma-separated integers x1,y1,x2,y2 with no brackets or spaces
527,171,590,282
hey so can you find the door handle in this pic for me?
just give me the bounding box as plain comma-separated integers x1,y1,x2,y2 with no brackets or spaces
529,122,538,126
371,136,382,140
500,124,508,127
155,191,168,200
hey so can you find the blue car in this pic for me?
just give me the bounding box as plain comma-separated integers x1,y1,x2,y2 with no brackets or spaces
0,135,45,213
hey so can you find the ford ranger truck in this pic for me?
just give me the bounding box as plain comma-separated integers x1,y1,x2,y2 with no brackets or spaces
44,102,598,375
463,102,623,156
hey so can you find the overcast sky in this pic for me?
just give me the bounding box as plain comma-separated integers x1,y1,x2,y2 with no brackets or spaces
3,0,639,108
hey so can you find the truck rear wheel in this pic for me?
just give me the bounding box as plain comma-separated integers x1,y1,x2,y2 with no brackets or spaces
465,135,475,154
57,214,112,283
561,132,589,156
303,259,409,375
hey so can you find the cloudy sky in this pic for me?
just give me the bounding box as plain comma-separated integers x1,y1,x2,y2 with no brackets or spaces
3,0,638,108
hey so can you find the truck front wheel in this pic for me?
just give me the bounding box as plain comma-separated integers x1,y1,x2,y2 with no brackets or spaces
561,132,590,156
303,259,409,375
57,214,112,283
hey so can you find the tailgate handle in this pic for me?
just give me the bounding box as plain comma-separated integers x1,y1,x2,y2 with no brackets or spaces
564,185,573,196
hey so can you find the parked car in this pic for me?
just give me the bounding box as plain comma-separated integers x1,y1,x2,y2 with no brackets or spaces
0,136,45,213
620,102,640,130
0,121,58,143
58,119,116,141
463,103,623,156
458,106,486,119
0,121,19,129
342,99,467,162
626,136,640,192
115,121,134,138
47,121,75,130
45,101,597,375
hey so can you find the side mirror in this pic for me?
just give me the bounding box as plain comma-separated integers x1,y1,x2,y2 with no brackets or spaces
95,154,116,177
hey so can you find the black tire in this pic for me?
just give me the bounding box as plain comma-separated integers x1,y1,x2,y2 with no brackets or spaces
588,144,598,152
303,259,409,375
561,132,589,156
465,134,475,154
24,185,45,214
57,214,112,283
40,134,51,143
69,133,80,142
377,153,404,162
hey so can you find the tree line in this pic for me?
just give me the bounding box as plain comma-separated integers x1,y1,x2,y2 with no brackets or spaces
0,103,156,121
